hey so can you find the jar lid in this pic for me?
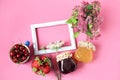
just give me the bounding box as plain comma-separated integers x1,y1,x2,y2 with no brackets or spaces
78,41,96,51
56,51,72,62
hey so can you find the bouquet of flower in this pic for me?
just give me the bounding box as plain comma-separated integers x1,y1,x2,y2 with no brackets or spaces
67,1,103,40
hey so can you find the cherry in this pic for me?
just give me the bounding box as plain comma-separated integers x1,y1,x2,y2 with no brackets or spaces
20,46,24,50
13,58,18,63
10,51,15,56
22,49,26,53
14,44,19,49
22,56,26,61
24,53,28,57
19,51,24,55
14,49,19,53
16,54,21,58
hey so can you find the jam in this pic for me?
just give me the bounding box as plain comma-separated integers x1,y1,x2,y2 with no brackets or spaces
56,52,77,74
74,41,96,63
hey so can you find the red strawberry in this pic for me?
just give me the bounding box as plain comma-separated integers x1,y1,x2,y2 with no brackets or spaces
39,66,44,70
32,60,40,68
42,66,50,74
41,55,46,61
44,62,49,66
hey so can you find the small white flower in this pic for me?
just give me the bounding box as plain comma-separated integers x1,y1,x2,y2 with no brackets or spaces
78,41,96,51
47,40,64,50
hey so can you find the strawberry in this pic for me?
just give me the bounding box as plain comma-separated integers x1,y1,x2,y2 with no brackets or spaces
41,55,46,61
32,60,40,68
44,62,49,66
32,56,51,75
42,66,50,74
39,66,44,70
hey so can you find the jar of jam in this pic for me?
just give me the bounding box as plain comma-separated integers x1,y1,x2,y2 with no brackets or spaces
74,41,96,63
56,51,77,74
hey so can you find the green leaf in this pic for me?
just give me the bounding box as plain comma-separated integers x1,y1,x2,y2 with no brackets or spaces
35,57,43,65
32,67,37,72
44,58,51,66
40,46,45,50
98,7,100,12
66,17,78,25
42,72,45,76
73,10,78,17
88,24,93,29
74,31,80,38
38,60,43,65
71,17,78,24
37,70,43,75
66,18,73,24
86,31,92,37
86,12,90,16
86,5,93,10
37,70,45,76
35,56,40,61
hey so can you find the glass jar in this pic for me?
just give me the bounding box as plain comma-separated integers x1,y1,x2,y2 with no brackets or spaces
56,51,77,74
74,41,96,63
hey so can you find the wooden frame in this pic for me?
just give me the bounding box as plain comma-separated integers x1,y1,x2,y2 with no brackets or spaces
31,20,76,55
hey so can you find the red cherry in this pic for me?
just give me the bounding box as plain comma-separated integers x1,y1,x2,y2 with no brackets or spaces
10,51,15,56
13,58,18,63
42,66,50,74
22,49,26,53
20,46,24,50
24,53,28,56
16,54,20,58
14,44,19,49
19,51,24,55
22,56,26,61
14,49,19,53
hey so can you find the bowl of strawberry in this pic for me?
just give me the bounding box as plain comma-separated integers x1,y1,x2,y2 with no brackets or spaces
32,56,51,76
9,41,30,64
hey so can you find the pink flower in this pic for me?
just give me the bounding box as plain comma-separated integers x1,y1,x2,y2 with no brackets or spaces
67,1,103,40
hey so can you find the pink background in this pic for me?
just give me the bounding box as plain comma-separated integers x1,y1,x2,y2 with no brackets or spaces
0,0,120,80
36,24,71,49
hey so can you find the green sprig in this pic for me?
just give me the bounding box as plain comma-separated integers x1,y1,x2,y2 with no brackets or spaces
74,31,80,38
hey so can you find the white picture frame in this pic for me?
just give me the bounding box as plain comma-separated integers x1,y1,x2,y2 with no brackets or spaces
31,20,76,55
